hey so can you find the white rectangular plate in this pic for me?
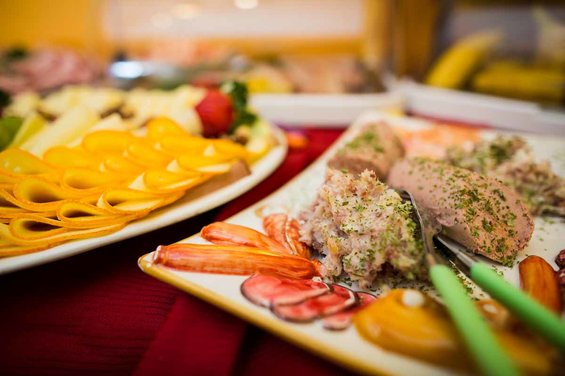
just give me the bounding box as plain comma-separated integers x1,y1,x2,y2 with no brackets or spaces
139,111,565,375
251,93,404,127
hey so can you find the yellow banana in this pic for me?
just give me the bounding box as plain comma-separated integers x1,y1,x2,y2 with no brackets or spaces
472,60,565,103
426,30,502,89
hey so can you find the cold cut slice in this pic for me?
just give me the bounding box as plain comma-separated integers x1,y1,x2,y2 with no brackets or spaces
388,158,534,265
241,273,330,307
328,121,405,180
271,284,358,323
322,292,377,330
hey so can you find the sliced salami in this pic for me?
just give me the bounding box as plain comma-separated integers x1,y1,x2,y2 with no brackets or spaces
271,284,358,323
322,291,377,330
241,273,329,308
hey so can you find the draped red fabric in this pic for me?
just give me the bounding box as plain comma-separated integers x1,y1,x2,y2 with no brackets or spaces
0,127,357,376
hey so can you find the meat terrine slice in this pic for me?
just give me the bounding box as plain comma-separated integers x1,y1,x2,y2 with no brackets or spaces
328,121,405,180
388,157,534,266
300,169,424,289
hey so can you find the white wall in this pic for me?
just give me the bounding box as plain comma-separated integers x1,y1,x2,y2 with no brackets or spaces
103,0,364,40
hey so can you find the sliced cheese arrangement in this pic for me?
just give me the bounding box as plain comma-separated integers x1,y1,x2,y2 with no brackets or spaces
0,83,277,257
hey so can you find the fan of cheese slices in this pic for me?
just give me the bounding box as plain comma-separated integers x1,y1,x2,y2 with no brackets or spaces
0,84,276,257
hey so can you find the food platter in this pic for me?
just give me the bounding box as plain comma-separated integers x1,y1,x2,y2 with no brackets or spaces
0,124,287,275
138,111,565,375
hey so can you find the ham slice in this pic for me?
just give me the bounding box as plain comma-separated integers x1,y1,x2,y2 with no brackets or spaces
271,284,358,323
241,273,329,307
322,292,377,330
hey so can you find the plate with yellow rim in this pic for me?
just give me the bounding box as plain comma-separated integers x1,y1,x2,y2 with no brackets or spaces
0,123,287,275
138,111,565,376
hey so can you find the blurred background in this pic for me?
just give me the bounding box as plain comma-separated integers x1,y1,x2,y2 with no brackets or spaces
0,0,564,106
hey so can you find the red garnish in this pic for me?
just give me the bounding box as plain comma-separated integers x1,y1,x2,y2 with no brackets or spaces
195,90,234,137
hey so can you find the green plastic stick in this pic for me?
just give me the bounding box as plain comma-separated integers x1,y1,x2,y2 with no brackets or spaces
471,263,565,351
430,264,519,376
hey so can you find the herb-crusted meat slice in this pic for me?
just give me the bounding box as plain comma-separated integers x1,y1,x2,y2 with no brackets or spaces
300,169,424,289
444,135,565,217
388,158,534,266
328,121,405,180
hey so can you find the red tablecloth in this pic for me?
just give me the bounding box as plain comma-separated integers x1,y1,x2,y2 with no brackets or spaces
0,128,360,376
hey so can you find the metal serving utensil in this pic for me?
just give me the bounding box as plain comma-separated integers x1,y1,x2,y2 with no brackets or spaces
398,189,565,354
397,189,519,376
434,233,565,352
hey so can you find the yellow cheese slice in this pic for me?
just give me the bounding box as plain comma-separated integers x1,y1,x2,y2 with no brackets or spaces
157,135,211,155
101,154,145,175
60,168,126,194
145,117,190,141
57,201,139,228
43,146,100,169
0,149,59,183
82,130,135,154
127,169,207,193
3,219,126,248
12,178,98,212
176,155,236,174
97,188,182,214
125,139,172,168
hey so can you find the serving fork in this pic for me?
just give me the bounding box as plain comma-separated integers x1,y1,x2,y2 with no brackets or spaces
399,189,565,376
